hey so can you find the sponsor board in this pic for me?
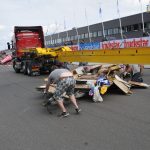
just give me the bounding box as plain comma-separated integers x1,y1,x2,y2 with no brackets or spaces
79,42,100,50
101,39,124,49
69,45,79,51
62,36,150,51
100,37,150,49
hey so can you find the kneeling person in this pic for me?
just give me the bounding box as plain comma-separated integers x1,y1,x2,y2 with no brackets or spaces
126,64,143,82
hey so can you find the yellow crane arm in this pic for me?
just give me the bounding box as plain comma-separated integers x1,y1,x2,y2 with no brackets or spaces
17,46,72,57
36,46,72,56
17,47,150,64
57,47,150,64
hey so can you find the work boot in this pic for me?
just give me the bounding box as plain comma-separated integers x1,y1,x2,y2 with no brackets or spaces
75,108,82,114
58,112,70,118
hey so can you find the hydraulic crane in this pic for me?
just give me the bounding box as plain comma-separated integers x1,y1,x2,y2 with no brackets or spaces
13,46,150,76
56,47,150,64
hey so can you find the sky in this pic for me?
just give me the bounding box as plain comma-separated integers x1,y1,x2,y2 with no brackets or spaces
0,0,149,50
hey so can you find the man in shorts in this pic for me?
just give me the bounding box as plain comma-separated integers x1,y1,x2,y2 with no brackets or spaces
44,68,81,117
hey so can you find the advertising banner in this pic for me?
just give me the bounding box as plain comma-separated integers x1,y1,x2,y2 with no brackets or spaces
100,37,150,49
101,39,124,49
124,37,150,48
69,45,79,51
79,42,100,50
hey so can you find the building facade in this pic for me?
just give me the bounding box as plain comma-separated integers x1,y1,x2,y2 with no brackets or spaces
45,12,150,48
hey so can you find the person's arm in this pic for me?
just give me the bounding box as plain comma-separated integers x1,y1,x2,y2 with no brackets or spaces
125,64,132,73
45,82,50,93
45,77,53,93
139,64,144,75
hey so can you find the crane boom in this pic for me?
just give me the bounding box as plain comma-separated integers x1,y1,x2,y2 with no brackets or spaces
17,47,150,65
57,47,150,64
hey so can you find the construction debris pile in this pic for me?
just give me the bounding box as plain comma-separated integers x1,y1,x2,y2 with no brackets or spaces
36,64,150,102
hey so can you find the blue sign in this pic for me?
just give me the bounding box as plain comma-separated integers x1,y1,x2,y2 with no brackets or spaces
79,42,100,50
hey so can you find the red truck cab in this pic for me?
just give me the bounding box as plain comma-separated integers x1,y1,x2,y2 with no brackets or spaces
12,26,46,75
13,26,44,57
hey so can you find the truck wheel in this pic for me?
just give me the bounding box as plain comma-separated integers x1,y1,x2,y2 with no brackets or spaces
27,64,32,76
22,63,27,75
13,61,20,73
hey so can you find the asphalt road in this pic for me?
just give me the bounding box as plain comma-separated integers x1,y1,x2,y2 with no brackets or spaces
0,65,150,150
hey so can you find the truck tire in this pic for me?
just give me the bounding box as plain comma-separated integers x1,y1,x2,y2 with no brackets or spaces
22,63,27,75
27,64,32,76
13,61,20,73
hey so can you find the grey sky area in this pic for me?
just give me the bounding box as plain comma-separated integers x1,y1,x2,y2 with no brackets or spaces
0,0,149,50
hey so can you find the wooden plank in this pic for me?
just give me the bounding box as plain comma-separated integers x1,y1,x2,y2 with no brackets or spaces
77,74,98,80
75,84,90,90
128,81,150,88
115,75,131,88
36,85,55,93
113,79,132,94
36,84,90,92
36,85,45,91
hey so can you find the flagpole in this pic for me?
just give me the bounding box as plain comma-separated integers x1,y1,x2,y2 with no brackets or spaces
116,0,124,40
64,17,69,42
139,0,145,33
73,12,80,46
85,8,92,43
56,22,60,44
50,35,53,46
57,33,60,44
46,27,48,36
54,21,58,44
75,27,80,46
99,3,105,39
57,23,59,44
46,25,51,47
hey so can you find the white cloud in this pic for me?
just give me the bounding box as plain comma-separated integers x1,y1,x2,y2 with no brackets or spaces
0,25,5,30
0,0,149,50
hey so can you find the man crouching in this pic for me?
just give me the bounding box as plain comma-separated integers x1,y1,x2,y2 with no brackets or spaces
43,69,81,117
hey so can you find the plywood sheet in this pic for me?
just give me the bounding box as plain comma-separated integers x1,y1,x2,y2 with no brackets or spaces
113,79,131,94
115,75,131,88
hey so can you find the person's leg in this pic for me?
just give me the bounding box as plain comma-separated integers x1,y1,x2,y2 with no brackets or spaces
66,78,81,113
53,79,69,116
56,101,69,117
69,94,81,113
57,99,67,112
69,94,79,109
56,99,69,117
